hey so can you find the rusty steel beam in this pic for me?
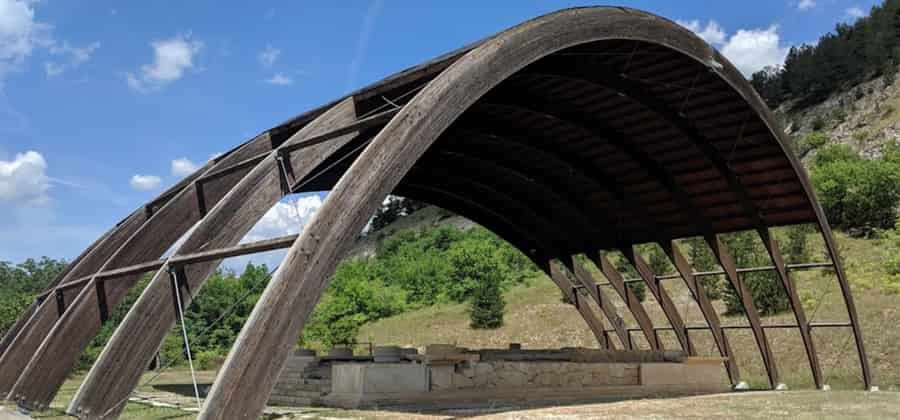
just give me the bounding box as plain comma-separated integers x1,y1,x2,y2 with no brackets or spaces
757,228,823,388
587,252,660,350
569,257,631,349
706,234,779,388
659,240,739,384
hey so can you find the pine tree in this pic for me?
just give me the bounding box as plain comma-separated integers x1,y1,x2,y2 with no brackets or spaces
470,272,505,329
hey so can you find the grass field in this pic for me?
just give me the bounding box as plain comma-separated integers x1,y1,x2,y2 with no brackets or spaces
4,377,899,419
359,232,900,390
4,232,899,418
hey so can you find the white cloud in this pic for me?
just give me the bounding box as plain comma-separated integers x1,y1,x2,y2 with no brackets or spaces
845,6,865,19
45,40,100,77
0,0,52,88
258,44,280,68
242,194,323,242
721,26,788,76
265,73,293,85
798,0,816,11
0,150,50,205
346,0,383,91
676,19,726,46
129,174,161,191
170,157,199,177
126,34,202,93
679,19,788,77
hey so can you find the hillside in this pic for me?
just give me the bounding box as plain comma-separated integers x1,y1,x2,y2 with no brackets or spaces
356,228,900,390
779,71,900,161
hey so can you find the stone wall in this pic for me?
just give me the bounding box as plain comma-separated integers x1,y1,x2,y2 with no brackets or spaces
430,361,640,391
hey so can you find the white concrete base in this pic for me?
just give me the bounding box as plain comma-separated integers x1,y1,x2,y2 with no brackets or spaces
775,383,789,391
733,381,750,390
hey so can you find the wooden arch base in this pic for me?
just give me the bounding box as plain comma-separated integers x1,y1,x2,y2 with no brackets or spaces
0,6,870,419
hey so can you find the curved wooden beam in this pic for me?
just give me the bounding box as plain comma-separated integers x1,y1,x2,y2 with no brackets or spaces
67,98,360,419
569,257,630,349
549,261,611,349
586,252,660,350
0,158,219,398
659,240,739,384
490,76,780,385
757,228,823,388
620,246,692,354
397,181,613,349
7,132,272,409
196,8,746,417
705,234,779,388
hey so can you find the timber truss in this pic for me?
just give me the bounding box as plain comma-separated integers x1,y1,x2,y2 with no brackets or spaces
0,7,872,419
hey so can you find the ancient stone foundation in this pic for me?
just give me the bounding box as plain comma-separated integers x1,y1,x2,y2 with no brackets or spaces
269,345,729,409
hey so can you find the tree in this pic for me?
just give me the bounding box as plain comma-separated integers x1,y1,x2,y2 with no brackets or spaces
447,238,506,329
750,1,900,107
369,196,428,232
811,145,900,235
721,232,789,315
684,237,724,300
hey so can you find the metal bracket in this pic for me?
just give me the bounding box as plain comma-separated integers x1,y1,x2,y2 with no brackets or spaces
167,266,190,319
54,289,66,317
195,180,208,216
96,279,109,323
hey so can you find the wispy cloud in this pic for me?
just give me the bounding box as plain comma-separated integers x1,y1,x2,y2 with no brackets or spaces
0,0,52,89
845,6,865,19
258,44,280,68
797,0,816,11
265,73,293,86
45,41,100,77
346,0,384,92
129,174,161,191
170,157,199,177
126,34,203,93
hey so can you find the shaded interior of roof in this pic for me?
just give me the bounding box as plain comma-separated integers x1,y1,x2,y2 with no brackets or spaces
294,39,814,258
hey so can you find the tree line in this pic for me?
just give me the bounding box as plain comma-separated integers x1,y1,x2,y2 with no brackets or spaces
751,0,900,108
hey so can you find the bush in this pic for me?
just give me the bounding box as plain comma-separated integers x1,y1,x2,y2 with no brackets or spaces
196,350,224,370
468,271,505,329
811,146,900,235
447,238,506,329
784,225,813,264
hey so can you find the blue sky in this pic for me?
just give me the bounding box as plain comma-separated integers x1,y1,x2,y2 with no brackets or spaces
0,0,881,268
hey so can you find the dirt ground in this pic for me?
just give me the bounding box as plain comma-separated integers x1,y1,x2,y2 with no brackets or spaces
329,391,900,419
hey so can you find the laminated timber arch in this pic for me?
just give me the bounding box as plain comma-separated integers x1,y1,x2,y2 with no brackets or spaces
0,6,872,418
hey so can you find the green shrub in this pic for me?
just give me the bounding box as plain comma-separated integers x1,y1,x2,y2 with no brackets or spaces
811,146,900,235
196,350,223,370
784,225,813,264
447,238,506,329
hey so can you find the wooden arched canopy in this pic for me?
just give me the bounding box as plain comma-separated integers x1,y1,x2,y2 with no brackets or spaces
0,7,871,419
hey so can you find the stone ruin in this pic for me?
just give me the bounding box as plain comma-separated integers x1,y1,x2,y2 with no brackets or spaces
268,344,729,409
